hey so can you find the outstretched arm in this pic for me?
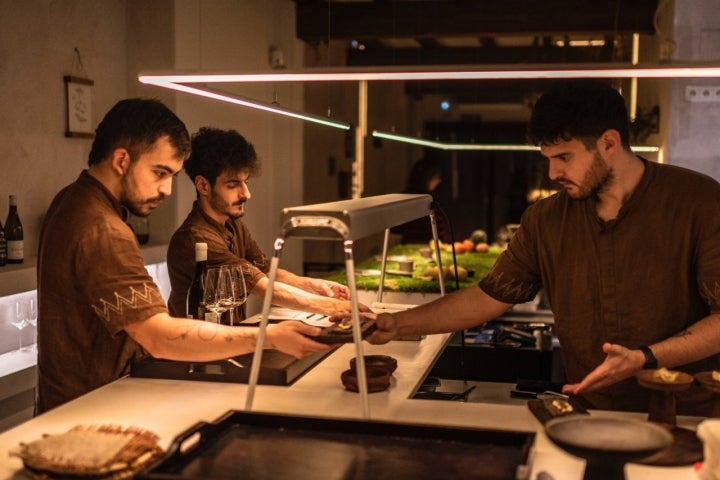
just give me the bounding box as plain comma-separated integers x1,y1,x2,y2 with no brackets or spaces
275,268,350,299
251,276,367,317
126,312,332,360
367,286,512,344
563,313,720,396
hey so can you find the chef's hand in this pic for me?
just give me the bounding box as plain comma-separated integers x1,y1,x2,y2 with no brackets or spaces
265,321,333,359
307,278,350,299
365,312,398,345
562,342,645,396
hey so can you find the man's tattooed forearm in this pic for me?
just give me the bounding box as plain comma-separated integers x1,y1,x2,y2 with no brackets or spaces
674,329,692,338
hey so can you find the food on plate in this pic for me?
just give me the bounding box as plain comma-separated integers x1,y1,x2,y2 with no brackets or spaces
551,399,574,414
652,367,680,383
10,424,162,479
712,370,720,382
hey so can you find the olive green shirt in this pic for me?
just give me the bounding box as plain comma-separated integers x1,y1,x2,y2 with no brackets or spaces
166,201,268,318
37,171,167,413
479,159,720,414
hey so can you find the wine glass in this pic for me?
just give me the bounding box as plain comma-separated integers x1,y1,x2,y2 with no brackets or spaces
225,266,248,326
203,267,232,323
9,301,27,352
26,297,38,352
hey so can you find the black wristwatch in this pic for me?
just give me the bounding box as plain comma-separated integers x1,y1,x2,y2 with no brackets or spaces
639,346,658,369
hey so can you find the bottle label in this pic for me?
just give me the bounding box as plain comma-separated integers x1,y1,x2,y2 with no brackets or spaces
7,240,22,260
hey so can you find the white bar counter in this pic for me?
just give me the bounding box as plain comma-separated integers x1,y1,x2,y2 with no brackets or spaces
0,333,704,479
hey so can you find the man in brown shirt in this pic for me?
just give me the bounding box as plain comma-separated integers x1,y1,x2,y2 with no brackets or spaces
367,80,720,415
167,127,363,320
37,100,331,413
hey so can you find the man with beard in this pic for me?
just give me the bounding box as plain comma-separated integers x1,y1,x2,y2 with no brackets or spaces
37,100,331,413
166,127,363,321
365,79,720,415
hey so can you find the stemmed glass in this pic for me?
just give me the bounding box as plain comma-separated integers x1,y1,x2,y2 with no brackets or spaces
26,298,38,352
10,301,27,352
225,266,248,326
203,267,232,323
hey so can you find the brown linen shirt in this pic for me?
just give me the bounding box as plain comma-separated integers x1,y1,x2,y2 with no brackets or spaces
479,159,720,414
166,201,269,318
37,171,168,413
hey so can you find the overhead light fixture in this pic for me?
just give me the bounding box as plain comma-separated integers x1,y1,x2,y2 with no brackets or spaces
139,62,720,85
372,130,659,153
139,80,352,130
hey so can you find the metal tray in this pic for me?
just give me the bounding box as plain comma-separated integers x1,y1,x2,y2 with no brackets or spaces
139,410,535,480
130,349,335,386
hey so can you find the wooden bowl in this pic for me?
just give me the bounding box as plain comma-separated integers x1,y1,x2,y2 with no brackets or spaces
349,355,398,374
341,367,391,393
636,369,694,392
694,371,720,394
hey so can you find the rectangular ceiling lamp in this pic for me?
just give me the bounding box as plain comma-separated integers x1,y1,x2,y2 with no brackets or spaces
371,130,660,153
139,62,720,85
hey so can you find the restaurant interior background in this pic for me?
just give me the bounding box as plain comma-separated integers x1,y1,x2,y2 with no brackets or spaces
0,0,719,430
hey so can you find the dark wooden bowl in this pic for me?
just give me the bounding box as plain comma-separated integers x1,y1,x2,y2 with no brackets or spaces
349,355,398,374
341,367,391,393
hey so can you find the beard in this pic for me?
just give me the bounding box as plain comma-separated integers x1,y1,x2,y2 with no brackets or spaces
563,150,614,200
120,171,165,217
209,192,246,220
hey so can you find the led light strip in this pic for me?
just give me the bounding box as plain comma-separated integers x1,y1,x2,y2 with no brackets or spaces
139,62,720,84
371,130,659,153
142,81,352,130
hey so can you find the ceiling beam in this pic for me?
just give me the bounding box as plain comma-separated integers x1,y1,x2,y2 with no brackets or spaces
296,0,659,42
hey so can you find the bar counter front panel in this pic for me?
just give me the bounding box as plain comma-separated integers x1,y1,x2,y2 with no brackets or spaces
0,332,702,479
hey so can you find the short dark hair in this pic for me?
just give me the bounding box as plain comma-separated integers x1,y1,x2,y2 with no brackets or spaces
404,158,441,194
88,98,190,166
184,127,260,185
526,79,631,151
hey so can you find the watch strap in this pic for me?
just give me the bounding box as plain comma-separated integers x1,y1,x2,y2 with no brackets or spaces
639,345,658,369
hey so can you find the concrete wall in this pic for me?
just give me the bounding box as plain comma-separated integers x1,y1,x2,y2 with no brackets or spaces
668,0,720,180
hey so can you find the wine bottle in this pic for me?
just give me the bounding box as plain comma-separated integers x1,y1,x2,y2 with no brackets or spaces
186,242,208,320
0,221,7,266
5,195,23,264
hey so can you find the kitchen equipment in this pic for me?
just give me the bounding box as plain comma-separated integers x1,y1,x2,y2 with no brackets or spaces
138,410,535,480
545,416,673,480
130,349,334,386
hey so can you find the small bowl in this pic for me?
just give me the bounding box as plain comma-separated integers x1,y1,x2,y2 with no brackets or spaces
350,355,398,374
341,367,391,393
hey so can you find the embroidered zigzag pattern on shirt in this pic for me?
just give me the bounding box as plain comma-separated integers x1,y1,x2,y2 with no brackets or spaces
701,280,720,307
484,270,537,301
92,282,161,321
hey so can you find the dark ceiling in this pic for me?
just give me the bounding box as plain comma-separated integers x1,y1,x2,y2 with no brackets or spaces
294,0,660,105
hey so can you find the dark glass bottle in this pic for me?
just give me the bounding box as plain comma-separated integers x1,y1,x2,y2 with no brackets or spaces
5,195,23,263
186,242,208,319
0,220,7,266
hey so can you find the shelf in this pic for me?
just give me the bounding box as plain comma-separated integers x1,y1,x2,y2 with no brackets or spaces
0,258,36,297
0,244,168,298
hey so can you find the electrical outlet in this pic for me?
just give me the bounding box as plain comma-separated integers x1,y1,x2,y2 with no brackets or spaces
685,85,720,103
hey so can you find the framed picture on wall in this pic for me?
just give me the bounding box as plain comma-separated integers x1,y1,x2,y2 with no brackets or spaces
64,75,94,138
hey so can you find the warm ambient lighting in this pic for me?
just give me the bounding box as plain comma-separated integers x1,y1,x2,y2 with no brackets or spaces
140,81,352,130
139,62,720,84
372,130,660,153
